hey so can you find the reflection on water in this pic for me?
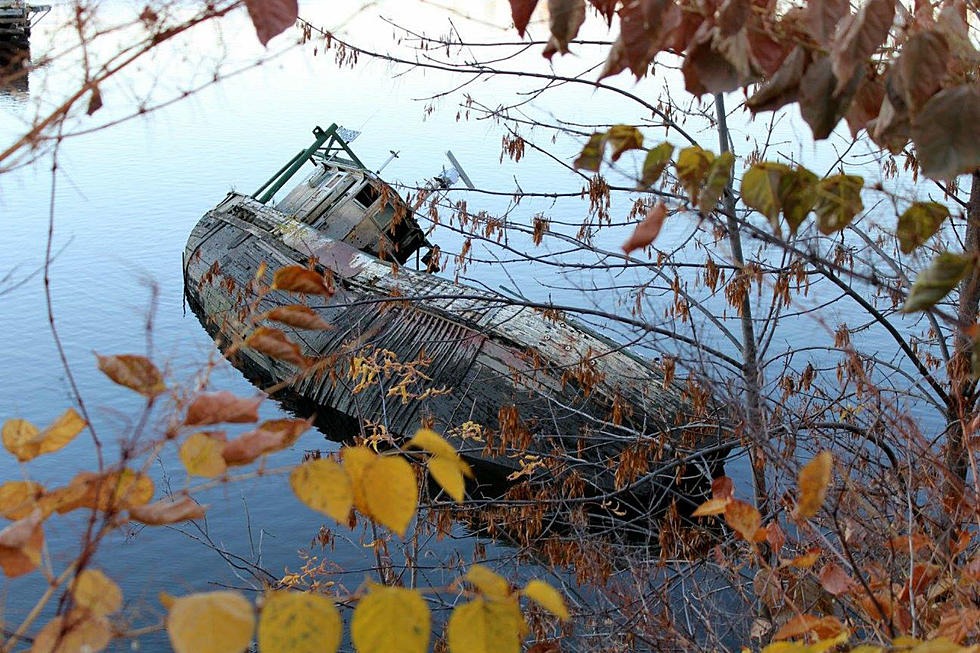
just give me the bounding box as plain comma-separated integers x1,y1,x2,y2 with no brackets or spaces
0,44,29,100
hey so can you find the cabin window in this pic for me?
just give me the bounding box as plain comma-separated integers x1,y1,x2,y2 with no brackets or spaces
354,183,379,208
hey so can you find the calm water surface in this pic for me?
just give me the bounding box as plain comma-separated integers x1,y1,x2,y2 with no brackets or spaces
0,0,944,647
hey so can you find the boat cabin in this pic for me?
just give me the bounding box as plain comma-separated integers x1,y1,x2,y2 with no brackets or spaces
252,125,430,265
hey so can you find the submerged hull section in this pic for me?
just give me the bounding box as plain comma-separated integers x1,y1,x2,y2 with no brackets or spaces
184,192,725,509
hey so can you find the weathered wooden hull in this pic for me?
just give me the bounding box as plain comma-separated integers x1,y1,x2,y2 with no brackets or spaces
184,192,726,509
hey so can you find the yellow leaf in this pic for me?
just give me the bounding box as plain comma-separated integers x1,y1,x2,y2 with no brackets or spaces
446,598,523,653
809,629,850,652
761,643,808,653
290,459,353,524
350,586,430,653
87,469,154,512
71,569,122,616
407,428,458,459
31,612,111,653
2,410,86,462
95,353,166,397
362,455,417,537
167,591,255,653
341,445,377,514
796,451,833,519
522,580,569,621
773,614,843,641
179,432,227,478
129,496,207,525
0,480,45,520
258,591,341,653
428,456,465,502
465,564,511,599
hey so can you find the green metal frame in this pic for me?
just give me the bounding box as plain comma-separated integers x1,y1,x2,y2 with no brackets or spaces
253,124,367,205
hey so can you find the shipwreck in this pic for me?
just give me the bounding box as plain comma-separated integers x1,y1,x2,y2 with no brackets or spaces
183,125,728,520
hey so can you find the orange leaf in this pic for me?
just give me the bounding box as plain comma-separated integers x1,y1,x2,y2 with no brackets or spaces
221,418,311,466
265,305,333,331
796,450,833,519
622,202,668,255
129,496,207,525
244,0,298,46
819,562,859,595
184,392,263,426
784,548,821,569
245,327,307,367
692,497,729,517
31,612,111,653
95,353,166,397
724,499,761,541
272,266,333,296
0,509,43,577
773,614,844,641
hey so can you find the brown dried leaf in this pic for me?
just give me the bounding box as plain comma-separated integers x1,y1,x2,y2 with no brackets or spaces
588,0,616,24
796,451,833,519
265,305,332,331
245,327,307,367
510,0,540,36
819,562,859,595
800,56,863,140
746,45,808,114
830,0,895,95
544,0,586,58
272,265,333,296
898,30,949,111
244,0,298,46
96,353,165,397
86,86,103,116
184,391,263,426
129,496,207,525
622,202,667,255
845,74,885,137
911,84,980,179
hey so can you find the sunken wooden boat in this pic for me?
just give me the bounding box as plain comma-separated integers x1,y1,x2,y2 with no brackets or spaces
183,125,728,515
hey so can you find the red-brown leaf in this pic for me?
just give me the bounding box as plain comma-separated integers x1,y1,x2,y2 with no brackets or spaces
897,30,949,111
220,418,310,466
830,0,895,95
803,0,849,44
245,327,307,367
845,74,885,137
910,84,980,179
184,391,263,426
266,305,333,331
746,45,808,113
244,0,298,46
711,475,734,500
588,0,617,24
129,496,206,525
510,0,540,36
272,266,333,296
622,202,667,254
600,0,681,79
819,562,859,595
